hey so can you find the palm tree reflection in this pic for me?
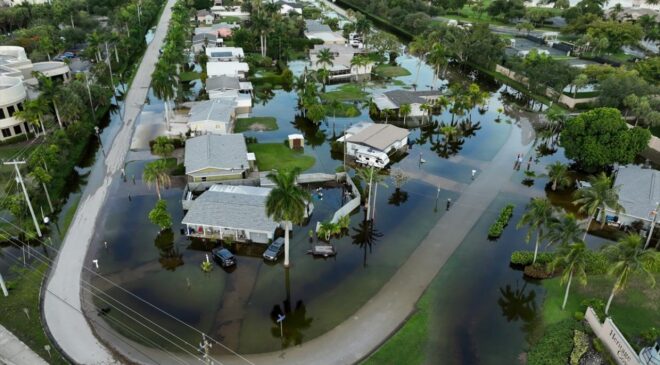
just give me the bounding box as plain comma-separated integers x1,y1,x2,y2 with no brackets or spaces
351,218,383,267
497,281,537,323
154,229,183,271
270,269,313,348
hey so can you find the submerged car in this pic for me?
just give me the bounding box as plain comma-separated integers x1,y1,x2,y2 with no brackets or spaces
263,238,285,261
212,248,236,267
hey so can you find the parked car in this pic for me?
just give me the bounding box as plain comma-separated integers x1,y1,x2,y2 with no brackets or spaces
212,248,236,267
263,237,285,261
63,52,75,59
576,180,592,190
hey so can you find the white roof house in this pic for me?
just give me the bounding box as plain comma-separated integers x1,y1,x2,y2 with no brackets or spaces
182,185,278,243
604,165,660,228
184,134,253,184
188,98,237,135
372,90,443,117
340,122,409,168
207,61,249,79
309,44,373,81
277,1,304,14
211,5,251,19
191,33,223,53
205,47,245,61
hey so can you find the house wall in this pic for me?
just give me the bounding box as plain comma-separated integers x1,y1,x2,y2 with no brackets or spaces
189,120,230,135
184,224,273,243
187,168,245,182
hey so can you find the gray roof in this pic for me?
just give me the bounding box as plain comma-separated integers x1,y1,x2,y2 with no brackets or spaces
383,90,442,107
197,9,213,17
277,1,303,8
613,165,660,221
189,98,235,124
305,20,332,33
346,122,409,151
184,134,248,174
206,75,241,91
192,33,218,45
182,185,278,233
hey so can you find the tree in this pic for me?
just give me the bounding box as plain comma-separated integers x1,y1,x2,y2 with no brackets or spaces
408,36,428,87
399,104,412,125
597,70,652,109
573,172,624,230
571,74,589,98
602,234,656,314
550,241,589,310
35,73,63,128
142,159,172,200
517,197,555,264
586,20,644,53
149,199,172,230
546,161,571,191
560,108,651,170
29,166,54,213
14,98,48,136
306,103,326,124
315,48,335,71
546,213,584,247
265,168,311,268
152,136,174,157
487,0,526,21
426,43,448,88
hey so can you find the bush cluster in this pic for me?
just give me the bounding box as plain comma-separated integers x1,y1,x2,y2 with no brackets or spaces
488,204,515,238
570,330,590,365
528,319,584,365
510,250,613,275
510,251,554,265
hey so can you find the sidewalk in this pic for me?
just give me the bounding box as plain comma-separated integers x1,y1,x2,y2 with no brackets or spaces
0,325,48,365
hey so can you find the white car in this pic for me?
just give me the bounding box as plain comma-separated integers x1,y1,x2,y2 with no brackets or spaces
576,180,592,189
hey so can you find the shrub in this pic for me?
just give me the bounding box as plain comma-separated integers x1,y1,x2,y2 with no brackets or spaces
580,298,606,319
528,319,583,365
570,330,589,365
574,311,585,321
488,204,515,238
510,251,554,266
524,262,553,279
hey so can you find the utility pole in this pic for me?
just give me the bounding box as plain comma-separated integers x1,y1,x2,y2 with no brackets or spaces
105,42,116,93
644,202,659,250
83,72,95,122
4,161,42,237
0,273,8,297
199,334,213,365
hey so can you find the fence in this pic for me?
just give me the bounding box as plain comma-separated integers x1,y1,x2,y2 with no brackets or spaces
584,307,642,365
329,172,361,226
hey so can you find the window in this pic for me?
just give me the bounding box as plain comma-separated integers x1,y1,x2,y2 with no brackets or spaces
7,105,15,117
201,177,207,182
17,103,23,111
13,125,22,135
1,128,10,138
0,108,5,119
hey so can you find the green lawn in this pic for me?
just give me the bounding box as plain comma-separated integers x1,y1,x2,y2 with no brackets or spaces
320,84,368,102
234,117,279,133
324,102,361,118
542,274,660,340
373,64,411,78
0,265,69,364
179,71,201,81
361,293,430,365
247,143,315,172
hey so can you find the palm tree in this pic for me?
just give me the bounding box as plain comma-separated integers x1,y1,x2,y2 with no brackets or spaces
142,159,172,200
602,234,656,314
426,43,447,89
550,241,589,310
546,213,584,248
571,74,589,99
315,48,335,71
29,166,54,213
546,161,571,191
252,10,270,57
266,168,311,268
517,197,555,264
356,166,387,221
14,98,47,136
419,103,432,124
34,73,63,128
399,104,412,126
408,36,428,88
151,63,176,129
152,136,174,157
573,172,624,232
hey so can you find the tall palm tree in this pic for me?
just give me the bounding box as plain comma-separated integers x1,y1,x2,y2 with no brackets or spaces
546,161,571,191
266,168,311,268
546,213,584,248
34,73,63,128
14,98,47,136
419,103,432,124
142,159,172,200
152,136,174,157
408,36,428,88
356,166,387,221
573,172,624,232
550,241,589,310
602,234,656,314
426,43,447,89
517,197,555,264
315,48,335,70
151,63,177,128
399,104,412,126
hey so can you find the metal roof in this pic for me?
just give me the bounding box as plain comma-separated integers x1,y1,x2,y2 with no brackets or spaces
383,90,442,107
184,134,248,174
188,98,235,124
205,75,241,91
182,185,278,233
346,122,409,151
305,20,332,33
613,165,660,221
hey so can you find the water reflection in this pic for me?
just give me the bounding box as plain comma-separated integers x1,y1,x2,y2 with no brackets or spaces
153,229,183,271
388,189,409,206
351,218,384,267
291,116,327,148
269,269,313,347
497,280,537,324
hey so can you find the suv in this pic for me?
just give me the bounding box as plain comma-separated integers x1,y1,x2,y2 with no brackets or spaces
263,238,284,261
212,248,236,267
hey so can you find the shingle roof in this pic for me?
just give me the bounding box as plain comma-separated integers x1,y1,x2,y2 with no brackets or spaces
613,165,660,221
206,75,241,91
188,98,235,124
383,90,442,107
182,185,278,233
346,122,409,151
184,134,248,174
305,20,332,33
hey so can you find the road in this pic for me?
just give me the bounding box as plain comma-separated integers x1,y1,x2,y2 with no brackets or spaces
42,0,176,363
0,325,48,365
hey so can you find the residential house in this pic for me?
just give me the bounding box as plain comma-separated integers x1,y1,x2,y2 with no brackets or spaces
193,9,215,25
211,5,250,19
205,75,253,111
372,89,443,118
309,44,374,81
205,47,245,62
603,165,660,230
207,61,249,80
277,1,304,14
339,122,409,168
304,20,346,45
192,33,222,54
182,185,278,243
184,134,255,185
188,98,237,135
195,23,241,38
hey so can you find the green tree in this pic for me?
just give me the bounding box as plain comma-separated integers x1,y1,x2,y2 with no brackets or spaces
265,168,311,268
546,213,584,247
399,103,412,126
546,161,571,191
602,234,656,314
550,241,589,310
306,103,326,124
408,36,428,87
35,73,63,128
152,136,175,157
142,159,172,200
560,108,651,170
586,20,644,53
573,172,624,230
517,197,555,264
149,199,172,230
14,98,48,136
571,73,589,98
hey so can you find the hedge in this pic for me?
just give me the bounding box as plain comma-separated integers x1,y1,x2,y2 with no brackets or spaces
488,204,515,238
511,249,658,275
528,319,583,365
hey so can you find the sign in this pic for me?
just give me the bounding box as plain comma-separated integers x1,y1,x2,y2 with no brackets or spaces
584,307,641,365
276,314,286,323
